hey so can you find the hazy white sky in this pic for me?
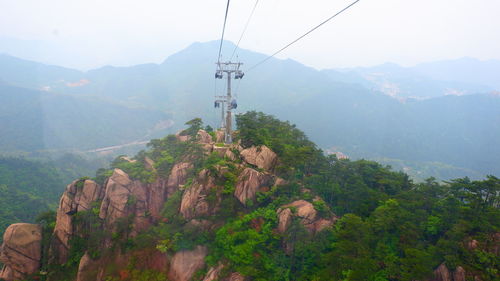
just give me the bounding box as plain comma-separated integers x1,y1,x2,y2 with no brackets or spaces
1,0,499,70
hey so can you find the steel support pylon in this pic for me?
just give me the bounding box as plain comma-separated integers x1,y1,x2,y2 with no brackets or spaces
215,61,244,144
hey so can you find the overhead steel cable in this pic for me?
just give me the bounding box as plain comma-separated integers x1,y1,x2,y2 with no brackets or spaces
229,0,260,61
246,0,361,72
217,0,231,63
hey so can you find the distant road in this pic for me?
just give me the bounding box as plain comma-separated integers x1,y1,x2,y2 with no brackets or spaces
85,140,149,153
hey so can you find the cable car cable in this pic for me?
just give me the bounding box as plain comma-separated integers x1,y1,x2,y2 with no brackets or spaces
229,0,260,61
229,0,260,106
217,0,231,63
246,0,361,72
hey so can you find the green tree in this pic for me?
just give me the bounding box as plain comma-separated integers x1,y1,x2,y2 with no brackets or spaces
181,117,203,136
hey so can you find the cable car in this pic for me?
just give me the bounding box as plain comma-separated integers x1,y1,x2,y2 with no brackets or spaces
215,70,223,79
235,70,244,79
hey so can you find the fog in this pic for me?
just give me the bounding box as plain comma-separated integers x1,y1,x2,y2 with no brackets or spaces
1,0,499,70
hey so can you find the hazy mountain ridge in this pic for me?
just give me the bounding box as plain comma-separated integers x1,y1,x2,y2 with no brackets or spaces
0,41,499,179
0,54,83,90
0,83,173,151
328,58,499,99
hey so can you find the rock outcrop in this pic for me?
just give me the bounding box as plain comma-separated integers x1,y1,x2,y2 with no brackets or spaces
99,168,173,237
467,239,479,250
51,179,103,264
51,164,188,264
0,223,42,281
432,263,451,281
227,272,246,281
240,145,277,171
277,208,293,233
234,168,274,205
175,133,190,142
168,246,207,281
277,200,336,234
429,263,468,281
202,263,224,281
99,169,147,233
491,232,500,255
196,130,214,152
215,130,225,143
76,253,98,281
166,162,193,197
212,146,237,161
453,266,466,281
180,169,218,219
144,156,156,171
202,265,246,281
197,130,213,144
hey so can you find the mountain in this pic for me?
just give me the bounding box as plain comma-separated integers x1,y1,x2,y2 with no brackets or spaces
289,92,500,176
0,54,83,90
0,113,498,281
327,59,497,99
0,42,499,179
0,83,172,151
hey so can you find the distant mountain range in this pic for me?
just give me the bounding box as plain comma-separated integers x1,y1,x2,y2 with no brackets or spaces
325,58,499,100
0,41,499,179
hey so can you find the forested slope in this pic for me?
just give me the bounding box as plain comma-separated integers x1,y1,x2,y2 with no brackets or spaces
0,157,66,243
0,154,107,244
1,112,497,281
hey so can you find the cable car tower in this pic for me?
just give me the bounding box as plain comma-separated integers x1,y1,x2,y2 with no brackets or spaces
214,61,244,144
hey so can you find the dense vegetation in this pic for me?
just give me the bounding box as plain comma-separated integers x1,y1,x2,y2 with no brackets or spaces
8,112,499,281
0,157,69,202
231,112,500,280
0,184,49,241
0,157,67,243
0,154,103,244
